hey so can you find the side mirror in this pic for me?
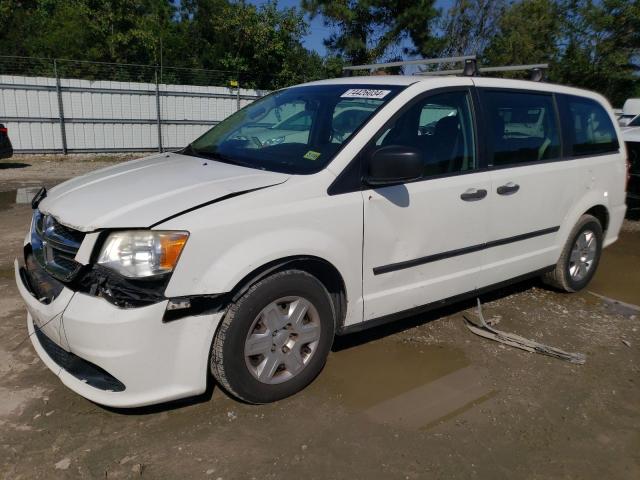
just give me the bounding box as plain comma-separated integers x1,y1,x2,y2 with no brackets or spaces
364,145,423,186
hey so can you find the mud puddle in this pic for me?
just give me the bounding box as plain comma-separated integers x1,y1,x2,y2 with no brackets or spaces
590,229,640,307
311,339,493,429
0,187,42,211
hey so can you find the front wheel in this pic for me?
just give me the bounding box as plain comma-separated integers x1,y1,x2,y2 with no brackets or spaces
210,270,335,404
542,214,603,292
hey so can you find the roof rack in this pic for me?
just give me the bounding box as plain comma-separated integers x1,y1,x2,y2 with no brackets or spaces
342,55,477,73
415,63,549,82
342,56,549,82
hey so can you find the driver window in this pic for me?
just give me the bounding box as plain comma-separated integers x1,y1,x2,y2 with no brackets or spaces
374,90,476,177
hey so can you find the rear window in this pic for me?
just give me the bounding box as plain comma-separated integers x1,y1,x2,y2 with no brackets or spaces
482,90,561,167
561,95,619,156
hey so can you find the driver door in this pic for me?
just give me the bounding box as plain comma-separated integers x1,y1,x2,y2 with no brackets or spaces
362,87,491,321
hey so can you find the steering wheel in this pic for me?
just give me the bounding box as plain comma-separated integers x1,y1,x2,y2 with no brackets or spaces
419,125,435,136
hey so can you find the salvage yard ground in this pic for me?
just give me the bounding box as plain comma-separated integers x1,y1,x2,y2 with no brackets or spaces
1,155,639,479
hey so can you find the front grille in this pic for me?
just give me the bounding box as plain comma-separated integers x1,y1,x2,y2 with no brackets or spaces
34,327,125,392
22,253,64,303
31,211,85,282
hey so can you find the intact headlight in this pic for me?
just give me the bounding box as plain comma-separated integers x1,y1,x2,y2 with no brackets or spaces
97,231,189,278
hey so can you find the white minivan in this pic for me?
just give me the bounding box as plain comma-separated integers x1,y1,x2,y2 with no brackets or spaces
619,98,640,126
16,76,626,407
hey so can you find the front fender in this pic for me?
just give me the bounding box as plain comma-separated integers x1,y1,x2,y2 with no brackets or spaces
169,227,353,296
161,179,364,327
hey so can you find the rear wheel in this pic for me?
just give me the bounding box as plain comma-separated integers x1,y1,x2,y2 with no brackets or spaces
210,270,335,404
542,214,603,292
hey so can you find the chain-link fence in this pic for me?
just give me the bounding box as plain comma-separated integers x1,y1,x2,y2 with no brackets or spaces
0,56,272,154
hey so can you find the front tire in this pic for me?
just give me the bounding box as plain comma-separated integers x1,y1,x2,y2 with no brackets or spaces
210,269,335,404
542,214,603,292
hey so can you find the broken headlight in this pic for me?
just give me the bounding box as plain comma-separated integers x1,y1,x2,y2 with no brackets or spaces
97,231,189,278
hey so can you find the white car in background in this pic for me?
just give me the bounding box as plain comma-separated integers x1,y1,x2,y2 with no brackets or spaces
619,114,637,126
16,76,626,407
621,113,640,132
623,122,640,212
618,98,640,126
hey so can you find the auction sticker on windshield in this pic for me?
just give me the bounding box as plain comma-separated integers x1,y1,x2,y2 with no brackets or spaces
341,89,391,99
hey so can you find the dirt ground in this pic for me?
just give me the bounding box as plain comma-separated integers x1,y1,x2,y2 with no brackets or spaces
1,155,639,479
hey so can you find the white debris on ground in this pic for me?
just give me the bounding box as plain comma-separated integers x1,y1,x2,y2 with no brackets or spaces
54,458,71,470
464,299,587,364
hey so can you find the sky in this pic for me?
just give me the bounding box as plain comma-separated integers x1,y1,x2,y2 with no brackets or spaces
247,0,453,57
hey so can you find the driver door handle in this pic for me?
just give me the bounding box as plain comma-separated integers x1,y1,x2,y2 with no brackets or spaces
460,188,488,201
497,182,520,195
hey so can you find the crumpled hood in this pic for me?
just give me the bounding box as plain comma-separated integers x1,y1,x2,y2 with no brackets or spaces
38,152,288,231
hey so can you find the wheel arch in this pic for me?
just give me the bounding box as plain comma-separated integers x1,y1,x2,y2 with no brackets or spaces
583,204,609,234
559,188,611,245
227,255,348,330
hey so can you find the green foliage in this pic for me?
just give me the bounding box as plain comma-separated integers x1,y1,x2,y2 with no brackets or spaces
438,0,506,58
301,0,439,64
439,0,640,106
0,0,329,89
552,0,640,105
0,0,638,101
483,0,563,67
173,0,341,88
0,0,172,64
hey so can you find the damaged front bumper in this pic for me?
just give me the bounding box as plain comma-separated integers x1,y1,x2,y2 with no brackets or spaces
15,258,224,408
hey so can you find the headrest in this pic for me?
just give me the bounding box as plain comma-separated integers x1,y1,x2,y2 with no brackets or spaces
435,115,460,135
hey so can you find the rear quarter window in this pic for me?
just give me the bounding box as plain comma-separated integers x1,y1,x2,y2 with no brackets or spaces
560,95,619,156
481,90,561,167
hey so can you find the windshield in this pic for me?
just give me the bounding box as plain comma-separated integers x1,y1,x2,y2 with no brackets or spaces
629,115,640,127
184,84,404,174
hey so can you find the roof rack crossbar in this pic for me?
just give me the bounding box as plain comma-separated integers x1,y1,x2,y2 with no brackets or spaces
342,55,476,72
414,63,549,81
479,63,548,73
415,68,465,76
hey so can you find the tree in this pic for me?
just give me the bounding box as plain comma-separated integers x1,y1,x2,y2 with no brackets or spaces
0,0,326,89
483,0,563,68
437,0,506,58
174,0,326,88
0,0,175,65
479,0,640,105
301,0,440,65
553,0,640,105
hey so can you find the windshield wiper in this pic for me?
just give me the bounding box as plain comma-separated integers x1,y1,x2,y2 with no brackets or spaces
182,143,259,169
181,143,204,158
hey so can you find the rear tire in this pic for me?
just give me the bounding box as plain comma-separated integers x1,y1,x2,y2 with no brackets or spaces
210,269,335,404
542,214,603,292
